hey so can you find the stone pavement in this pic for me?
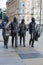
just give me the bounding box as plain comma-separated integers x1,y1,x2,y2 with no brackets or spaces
0,29,43,65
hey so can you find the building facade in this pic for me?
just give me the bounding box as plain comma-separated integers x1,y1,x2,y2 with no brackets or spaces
32,0,43,24
6,0,32,24
6,0,43,24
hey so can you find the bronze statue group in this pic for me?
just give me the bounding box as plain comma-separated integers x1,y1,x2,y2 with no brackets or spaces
1,16,40,49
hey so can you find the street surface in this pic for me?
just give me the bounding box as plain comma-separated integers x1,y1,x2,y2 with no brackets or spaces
0,29,43,65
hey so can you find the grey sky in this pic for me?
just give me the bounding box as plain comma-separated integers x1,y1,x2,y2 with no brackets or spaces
0,0,7,9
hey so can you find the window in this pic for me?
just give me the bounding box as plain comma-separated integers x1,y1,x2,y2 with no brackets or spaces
35,1,40,7
36,16,40,21
22,16,25,19
22,9,25,14
21,1,25,7
27,16,29,21
0,12,2,19
27,1,30,7
27,8,31,14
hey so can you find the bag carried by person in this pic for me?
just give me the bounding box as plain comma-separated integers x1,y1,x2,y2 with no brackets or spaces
35,30,40,41
35,25,40,41
29,23,32,34
5,29,11,36
35,31,38,41
5,22,11,36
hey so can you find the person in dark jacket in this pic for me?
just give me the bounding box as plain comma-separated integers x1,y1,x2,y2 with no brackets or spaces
11,17,18,48
19,19,26,47
1,16,9,48
28,17,36,47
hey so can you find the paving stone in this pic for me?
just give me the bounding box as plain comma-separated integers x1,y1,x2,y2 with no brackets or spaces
19,53,43,59
0,56,25,65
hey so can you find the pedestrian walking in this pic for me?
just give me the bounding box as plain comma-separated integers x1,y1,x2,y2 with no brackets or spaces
19,19,26,47
28,17,36,47
10,17,18,48
1,16,9,48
